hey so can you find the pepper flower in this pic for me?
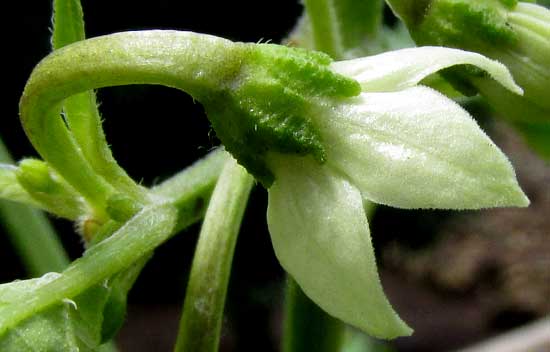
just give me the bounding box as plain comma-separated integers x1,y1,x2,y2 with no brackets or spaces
261,46,528,338
11,30,530,340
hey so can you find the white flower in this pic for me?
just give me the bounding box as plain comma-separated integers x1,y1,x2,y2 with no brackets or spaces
265,47,528,338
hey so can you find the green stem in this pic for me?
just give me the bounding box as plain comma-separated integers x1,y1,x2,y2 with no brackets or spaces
20,30,245,213
0,139,69,276
282,278,345,352
303,0,384,58
0,148,228,336
385,0,432,28
152,148,229,233
303,0,343,58
174,157,253,352
52,0,148,203
89,148,228,246
0,202,177,336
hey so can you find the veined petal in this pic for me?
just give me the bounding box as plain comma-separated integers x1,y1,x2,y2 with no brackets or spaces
316,86,529,209
330,46,522,94
267,156,411,338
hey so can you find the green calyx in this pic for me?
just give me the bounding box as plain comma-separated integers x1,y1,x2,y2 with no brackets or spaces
204,44,361,187
412,0,518,50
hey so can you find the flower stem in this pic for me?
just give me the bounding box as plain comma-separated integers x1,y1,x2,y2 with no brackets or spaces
282,277,345,352
303,0,384,59
303,0,344,58
52,0,149,204
174,157,253,352
0,138,69,276
152,148,229,233
20,30,245,213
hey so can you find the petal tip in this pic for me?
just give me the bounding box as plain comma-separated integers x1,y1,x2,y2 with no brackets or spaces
360,318,414,340
513,192,530,208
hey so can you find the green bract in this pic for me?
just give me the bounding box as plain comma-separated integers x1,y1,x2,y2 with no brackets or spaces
266,46,528,338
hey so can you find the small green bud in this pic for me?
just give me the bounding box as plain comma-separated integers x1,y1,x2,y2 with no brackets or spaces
17,159,54,194
388,0,550,125
203,44,361,186
16,159,85,219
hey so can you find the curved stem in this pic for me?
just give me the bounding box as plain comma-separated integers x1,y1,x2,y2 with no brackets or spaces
174,157,253,352
20,30,247,212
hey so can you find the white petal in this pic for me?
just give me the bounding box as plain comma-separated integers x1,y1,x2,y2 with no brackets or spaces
330,46,522,94
267,156,412,338
316,86,529,209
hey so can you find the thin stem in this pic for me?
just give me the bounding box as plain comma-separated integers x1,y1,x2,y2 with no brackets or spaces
174,157,254,352
0,139,69,276
282,277,345,352
52,0,148,203
20,30,245,212
0,148,227,336
303,0,384,59
152,148,229,233
303,0,343,58
89,148,228,246
0,203,178,336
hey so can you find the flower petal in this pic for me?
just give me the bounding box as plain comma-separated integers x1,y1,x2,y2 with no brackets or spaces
267,156,412,338
330,46,522,94
316,86,529,209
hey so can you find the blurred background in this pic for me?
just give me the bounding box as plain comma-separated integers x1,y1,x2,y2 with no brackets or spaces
1,1,549,351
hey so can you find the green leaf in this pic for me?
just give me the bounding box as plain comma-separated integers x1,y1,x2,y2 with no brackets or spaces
0,274,111,351
267,156,412,338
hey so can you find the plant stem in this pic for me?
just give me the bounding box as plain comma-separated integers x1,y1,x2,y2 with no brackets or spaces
174,157,253,352
152,148,229,233
52,0,148,204
0,139,69,276
0,147,228,336
20,30,245,212
0,203,177,336
303,0,343,58
282,277,345,352
303,0,384,59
